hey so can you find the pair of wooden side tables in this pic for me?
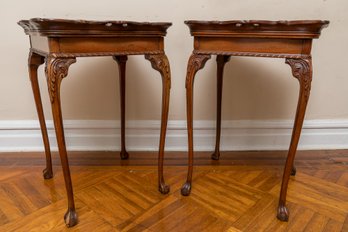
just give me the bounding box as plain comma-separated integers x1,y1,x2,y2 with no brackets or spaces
19,18,329,227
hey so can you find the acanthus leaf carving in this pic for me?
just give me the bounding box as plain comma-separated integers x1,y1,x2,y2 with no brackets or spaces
45,57,76,103
145,54,171,89
185,54,211,89
285,58,312,102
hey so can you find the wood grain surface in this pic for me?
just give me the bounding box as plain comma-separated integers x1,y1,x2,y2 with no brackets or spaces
0,150,346,231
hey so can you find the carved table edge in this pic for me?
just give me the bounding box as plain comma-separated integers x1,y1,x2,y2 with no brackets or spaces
30,48,164,58
193,50,311,59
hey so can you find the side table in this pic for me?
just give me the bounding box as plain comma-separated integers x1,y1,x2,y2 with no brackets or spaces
18,18,172,227
181,20,329,221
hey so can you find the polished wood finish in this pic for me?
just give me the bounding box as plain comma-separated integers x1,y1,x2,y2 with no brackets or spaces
182,54,211,196
0,150,347,231
182,20,329,222
145,53,171,194
46,56,78,226
113,55,129,160
211,55,230,161
185,20,328,38
278,58,313,221
28,51,53,180
18,18,172,227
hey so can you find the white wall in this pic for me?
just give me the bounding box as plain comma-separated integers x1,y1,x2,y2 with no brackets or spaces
0,0,347,151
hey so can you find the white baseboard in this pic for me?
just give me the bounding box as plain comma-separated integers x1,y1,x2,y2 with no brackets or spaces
0,119,347,152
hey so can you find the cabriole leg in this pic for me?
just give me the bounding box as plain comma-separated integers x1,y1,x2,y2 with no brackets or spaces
181,53,211,196
211,55,230,161
145,53,171,194
28,51,53,179
277,58,312,221
45,56,78,227
113,56,129,160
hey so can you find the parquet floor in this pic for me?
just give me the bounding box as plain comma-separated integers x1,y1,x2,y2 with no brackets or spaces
0,150,347,231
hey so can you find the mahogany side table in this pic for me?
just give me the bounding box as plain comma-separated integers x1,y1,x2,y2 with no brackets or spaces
181,20,329,221
18,18,172,227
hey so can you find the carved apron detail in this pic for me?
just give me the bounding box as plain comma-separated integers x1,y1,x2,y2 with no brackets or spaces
194,50,311,59
145,54,171,89
185,54,211,88
285,58,312,102
45,57,76,103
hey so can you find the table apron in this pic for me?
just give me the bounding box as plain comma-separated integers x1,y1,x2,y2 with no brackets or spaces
194,37,312,56
30,35,164,54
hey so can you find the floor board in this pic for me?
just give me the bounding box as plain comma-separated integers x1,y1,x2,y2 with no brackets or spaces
0,150,347,231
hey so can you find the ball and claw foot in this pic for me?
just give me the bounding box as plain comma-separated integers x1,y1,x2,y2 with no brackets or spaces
43,168,53,179
159,182,170,194
211,151,220,161
277,205,289,222
64,208,78,227
120,151,129,160
291,166,297,176
181,182,192,196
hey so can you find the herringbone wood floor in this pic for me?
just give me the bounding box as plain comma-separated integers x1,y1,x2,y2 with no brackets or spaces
0,150,347,231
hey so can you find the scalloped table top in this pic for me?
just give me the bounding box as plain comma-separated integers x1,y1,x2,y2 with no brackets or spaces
18,18,172,37
185,20,329,38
